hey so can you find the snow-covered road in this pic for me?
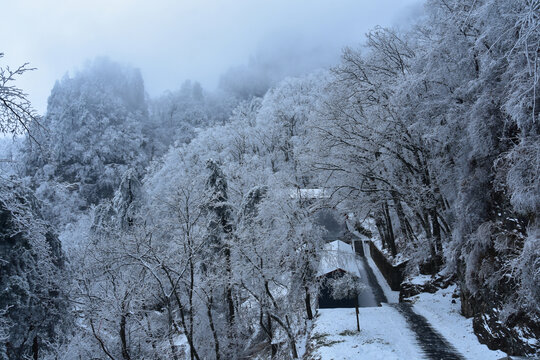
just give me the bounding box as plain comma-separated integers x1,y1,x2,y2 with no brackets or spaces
355,254,382,307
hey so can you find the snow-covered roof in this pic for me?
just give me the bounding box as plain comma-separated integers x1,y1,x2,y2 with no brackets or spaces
289,188,330,199
317,240,360,277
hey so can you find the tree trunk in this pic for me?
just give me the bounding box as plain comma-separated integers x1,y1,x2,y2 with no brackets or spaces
355,304,360,332
260,311,277,358
166,304,179,360
32,336,38,360
305,287,313,321
207,297,221,360
90,318,117,360
144,314,158,357
392,191,411,244
120,295,132,360
165,269,200,360
404,218,419,247
224,244,235,355
188,242,195,360
268,313,277,357
418,211,436,259
120,312,131,360
269,314,298,359
383,202,397,256
430,209,443,255
374,216,387,250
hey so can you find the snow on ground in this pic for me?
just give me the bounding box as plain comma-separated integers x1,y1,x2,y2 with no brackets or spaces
408,274,432,285
306,306,424,360
410,284,507,360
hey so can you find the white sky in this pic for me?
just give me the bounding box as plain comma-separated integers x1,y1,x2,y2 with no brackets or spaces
1,0,423,114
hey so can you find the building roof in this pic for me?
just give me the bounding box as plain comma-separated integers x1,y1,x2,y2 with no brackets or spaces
317,240,360,277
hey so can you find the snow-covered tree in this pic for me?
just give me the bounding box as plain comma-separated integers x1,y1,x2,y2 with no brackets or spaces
146,81,236,158
0,179,69,360
24,58,149,209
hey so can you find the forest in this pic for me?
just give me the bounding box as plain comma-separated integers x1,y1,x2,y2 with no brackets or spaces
0,0,538,359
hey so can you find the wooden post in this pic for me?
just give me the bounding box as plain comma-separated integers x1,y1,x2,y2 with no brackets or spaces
355,301,360,332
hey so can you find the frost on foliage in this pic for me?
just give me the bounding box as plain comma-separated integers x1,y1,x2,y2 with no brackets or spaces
204,158,234,242
512,228,540,314
240,185,268,221
501,140,540,215
0,179,68,360
112,168,141,229
147,79,237,156
326,272,367,300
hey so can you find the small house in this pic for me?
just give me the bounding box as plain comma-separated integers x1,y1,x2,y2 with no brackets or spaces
317,240,360,308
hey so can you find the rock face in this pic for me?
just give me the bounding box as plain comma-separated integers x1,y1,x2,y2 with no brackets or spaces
400,281,438,302
399,275,454,302
472,309,539,356
401,273,539,356
461,290,540,356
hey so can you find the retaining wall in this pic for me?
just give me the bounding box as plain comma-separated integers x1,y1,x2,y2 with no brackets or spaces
366,241,407,291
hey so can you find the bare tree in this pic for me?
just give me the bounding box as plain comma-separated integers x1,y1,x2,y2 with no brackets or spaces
0,53,39,137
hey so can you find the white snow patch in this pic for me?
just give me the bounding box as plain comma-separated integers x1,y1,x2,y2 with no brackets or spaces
408,274,433,285
411,285,507,360
307,306,424,359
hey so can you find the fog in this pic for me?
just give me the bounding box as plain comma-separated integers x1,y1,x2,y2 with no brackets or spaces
2,0,422,114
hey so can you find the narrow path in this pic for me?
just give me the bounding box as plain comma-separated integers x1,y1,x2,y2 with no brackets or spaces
390,303,465,360
356,255,387,306
358,240,465,360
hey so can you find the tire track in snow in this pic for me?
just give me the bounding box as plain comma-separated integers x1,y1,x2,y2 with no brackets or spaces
390,303,465,360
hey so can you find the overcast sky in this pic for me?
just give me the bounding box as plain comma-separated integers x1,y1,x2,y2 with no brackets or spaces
1,0,423,114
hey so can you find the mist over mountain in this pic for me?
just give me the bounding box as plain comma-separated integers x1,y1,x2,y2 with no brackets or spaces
1,0,422,114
